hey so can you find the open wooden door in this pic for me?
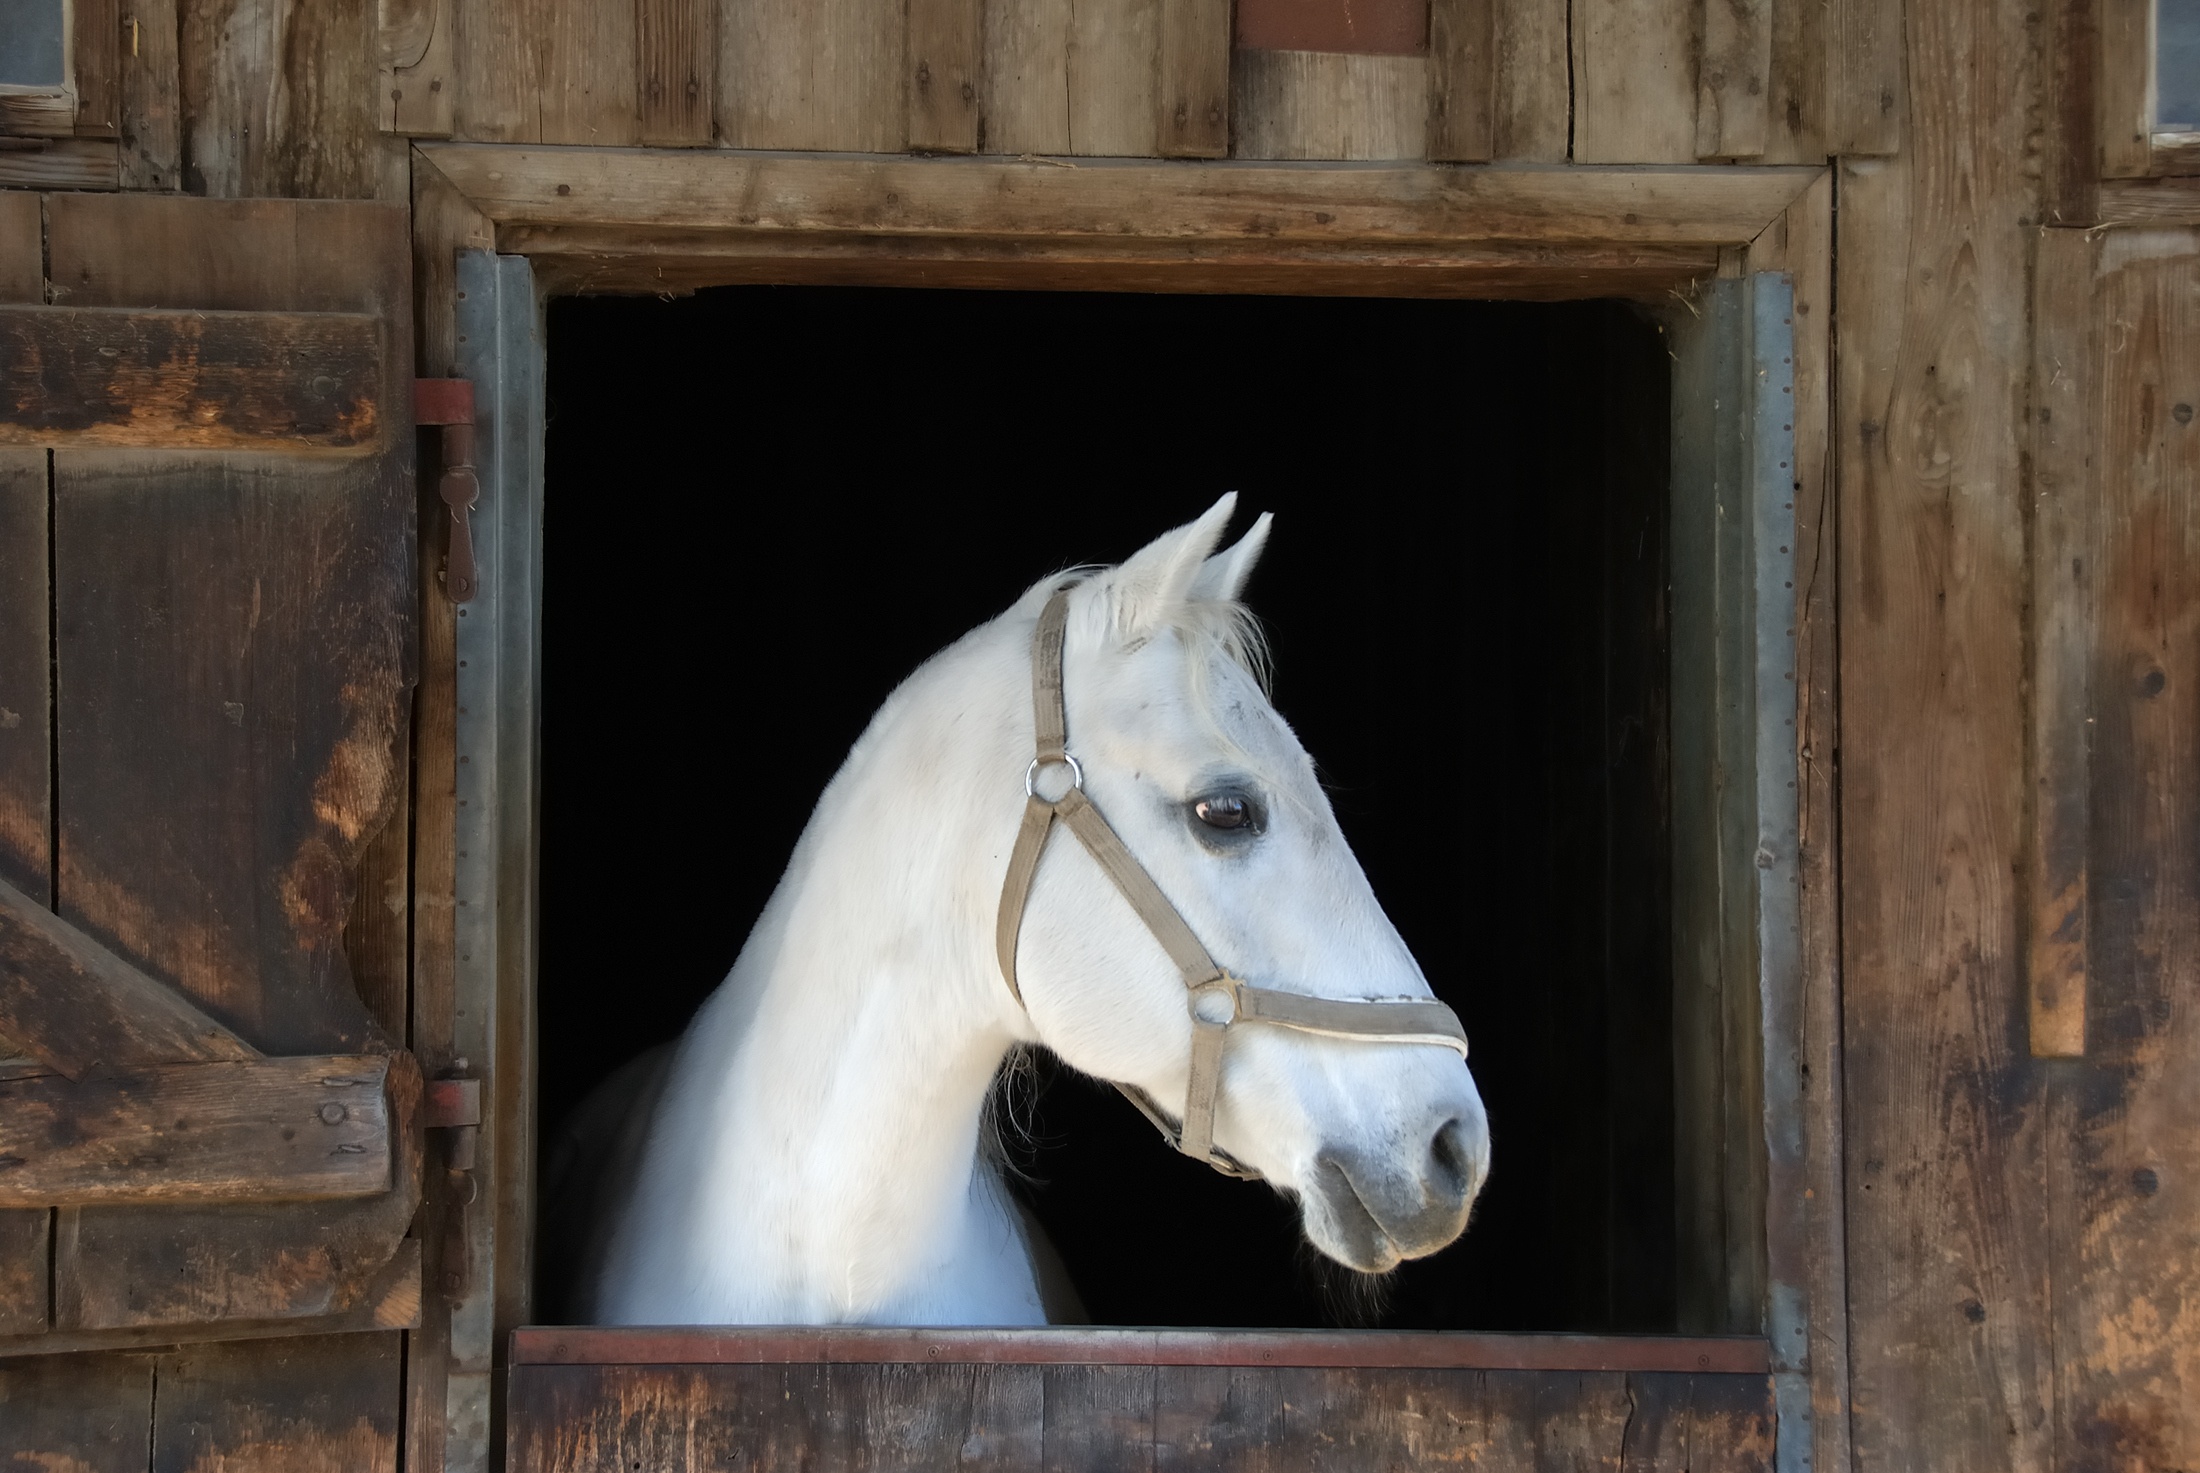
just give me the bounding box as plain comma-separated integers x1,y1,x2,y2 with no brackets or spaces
0,191,422,1463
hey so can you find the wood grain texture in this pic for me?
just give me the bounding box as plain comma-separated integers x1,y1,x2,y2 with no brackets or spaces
0,1207,47,1334
0,141,122,190
2055,225,2200,1473
1232,49,1428,158
0,872,260,1078
1158,0,1231,156
638,0,714,144
424,143,1816,245
1427,0,1493,160
979,0,1076,153
2042,0,2098,222
977,0,1162,157
2099,175,2200,224
0,458,45,908
119,0,183,189
0,306,386,452
378,0,457,137
178,0,389,196
2097,0,2149,174
51,1052,421,1331
906,0,979,152
0,195,38,307
0,1349,153,1472
149,1332,402,1473
0,93,77,138
1572,0,1698,162
1696,0,1771,158
73,0,122,136
1746,167,1851,1473
2027,227,2097,1058
1837,102,2052,1473
718,0,901,150
1763,0,1830,161
1492,0,1569,159
1236,0,1429,53
1836,0,1904,153
506,1362,1777,1471
0,1054,393,1207
456,0,641,144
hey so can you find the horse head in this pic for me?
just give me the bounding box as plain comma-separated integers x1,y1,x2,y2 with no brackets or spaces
1005,495,1490,1275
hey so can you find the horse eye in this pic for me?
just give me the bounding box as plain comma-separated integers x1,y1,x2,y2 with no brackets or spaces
1195,795,1252,831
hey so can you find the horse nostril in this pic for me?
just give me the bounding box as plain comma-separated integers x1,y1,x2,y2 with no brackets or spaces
1428,1117,1473,1197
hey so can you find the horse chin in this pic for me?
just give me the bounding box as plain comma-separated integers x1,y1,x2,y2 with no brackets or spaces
1298,1163,1408,1275
1297,1148,1478,1275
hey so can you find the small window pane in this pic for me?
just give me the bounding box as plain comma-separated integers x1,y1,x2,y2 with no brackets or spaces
2164,0,2200,130
0,0,66,88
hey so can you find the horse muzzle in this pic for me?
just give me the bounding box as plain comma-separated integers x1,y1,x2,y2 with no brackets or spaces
1301,1112,1489,1273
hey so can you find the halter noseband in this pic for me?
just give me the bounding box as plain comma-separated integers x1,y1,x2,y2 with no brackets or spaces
994,586,1471,1181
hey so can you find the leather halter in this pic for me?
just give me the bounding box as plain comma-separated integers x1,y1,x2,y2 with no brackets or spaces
994,586,1471,1181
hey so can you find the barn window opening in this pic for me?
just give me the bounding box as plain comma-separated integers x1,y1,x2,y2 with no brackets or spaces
532,284,1685,1334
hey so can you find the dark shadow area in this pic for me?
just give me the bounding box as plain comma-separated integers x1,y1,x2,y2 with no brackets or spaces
538,285,1675,1332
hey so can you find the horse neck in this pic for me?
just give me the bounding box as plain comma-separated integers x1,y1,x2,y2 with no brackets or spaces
666,628,1030,1317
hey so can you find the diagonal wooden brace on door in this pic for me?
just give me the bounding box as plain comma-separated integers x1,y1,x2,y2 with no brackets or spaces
0,875,403,1207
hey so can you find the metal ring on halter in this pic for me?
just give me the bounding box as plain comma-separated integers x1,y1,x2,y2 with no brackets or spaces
1024,752,1085,799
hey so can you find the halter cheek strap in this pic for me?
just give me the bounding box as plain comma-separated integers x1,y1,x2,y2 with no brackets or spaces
994,586,1471,1181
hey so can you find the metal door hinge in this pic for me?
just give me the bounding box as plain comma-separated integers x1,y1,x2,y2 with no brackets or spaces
425,1066,483,1301
414,378,479,604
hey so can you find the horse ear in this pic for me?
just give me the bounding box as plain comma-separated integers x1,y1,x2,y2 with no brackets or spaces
1110,493,1238,640
1190,510,1272,604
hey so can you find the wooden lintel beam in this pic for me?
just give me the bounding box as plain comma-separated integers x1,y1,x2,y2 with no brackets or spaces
418,144,1822,250
0,874,259,1078
0,1053,396,1207
0,305,387,453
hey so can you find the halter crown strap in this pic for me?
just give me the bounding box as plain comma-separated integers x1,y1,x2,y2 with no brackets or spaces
995,585,1469,1180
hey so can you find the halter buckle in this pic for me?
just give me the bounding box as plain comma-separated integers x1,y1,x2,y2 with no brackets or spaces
1189,977,1241,1027
1024,752,1084,801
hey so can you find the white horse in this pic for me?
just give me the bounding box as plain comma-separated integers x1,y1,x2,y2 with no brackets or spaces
579,495,1489,1326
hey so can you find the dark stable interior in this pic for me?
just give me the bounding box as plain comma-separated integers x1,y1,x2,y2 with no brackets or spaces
536,286,1676,1332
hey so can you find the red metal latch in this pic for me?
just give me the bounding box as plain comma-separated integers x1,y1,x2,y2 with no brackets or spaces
425,1067,484,1303
414,379,480,605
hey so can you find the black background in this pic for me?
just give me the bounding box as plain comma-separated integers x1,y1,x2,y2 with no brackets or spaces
537,285,1676,1331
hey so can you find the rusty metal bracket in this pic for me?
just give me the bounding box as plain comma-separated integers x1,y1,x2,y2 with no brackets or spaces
414,377,479,603
426,1068,483,1301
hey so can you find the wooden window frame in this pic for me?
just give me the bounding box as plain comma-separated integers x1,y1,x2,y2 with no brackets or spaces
407,145,1835,1473
2102,0,2200,176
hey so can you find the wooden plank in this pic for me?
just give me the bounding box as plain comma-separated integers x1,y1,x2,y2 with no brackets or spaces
0,1207,47,1334
2028,227,2098,1058
73,0,122,136
2100,174,2200,224
0,1236,421,1356
422,144,1818,245
377,0,455,137
980,0,1075,154
1232,50,1428,159
0,194,38,307
118,0,184,189
1236,0,1429,53
0,306,387,452
0,454,44,906
0,92,78,138
1696,0,1771,158
511,1325,1777,1371
719,0,901,151
177,0,387,196
51,1053,421,1331
0,873,260,1078
1836,0,1904,153
2153,131,2200,173
0,1053,394,1208
975,0,1160,158
1158,0,1231,157
1764,0,1830,162
1489,0,1567,159
1837,138,2054,1473
2043,0,2099,223
906,0,979,153
150,1333,402,1473
0,1349,154,1473
1570,0,1697,163
1427,0,1494,161
1747,166,1851,1473
2053,224,2200,1473
0,140,121,190
2099,0,2151,174
506,1362,1778,1472
637,0,714,145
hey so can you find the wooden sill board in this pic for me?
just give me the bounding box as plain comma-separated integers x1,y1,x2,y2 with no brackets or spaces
512,1325,1772,1374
